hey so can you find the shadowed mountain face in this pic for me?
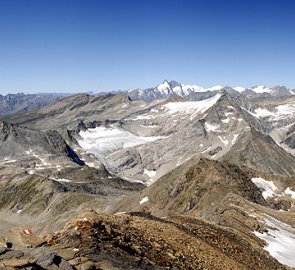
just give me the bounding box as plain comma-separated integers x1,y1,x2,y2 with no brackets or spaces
0,120,84,166
221,128,295,176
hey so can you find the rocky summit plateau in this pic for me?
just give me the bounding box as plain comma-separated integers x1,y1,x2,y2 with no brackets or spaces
2,81,295,269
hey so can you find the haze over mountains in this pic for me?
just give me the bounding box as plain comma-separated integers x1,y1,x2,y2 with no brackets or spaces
2,81,295,269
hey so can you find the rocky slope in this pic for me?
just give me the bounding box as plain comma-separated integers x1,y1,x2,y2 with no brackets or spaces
0,208,289,270
114,158,263,213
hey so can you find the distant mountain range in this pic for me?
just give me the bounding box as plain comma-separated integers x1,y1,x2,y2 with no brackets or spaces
2,81,294,116
128,80,295,101
0,92,72,115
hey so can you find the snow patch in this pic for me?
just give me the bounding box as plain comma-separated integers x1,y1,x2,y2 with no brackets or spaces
133,114,154,120
3,160,17,164
144,169,156,178
52,178,72,183
139,196,149,204
32,153,50,166
205,122,219,132
181,84,205,93
253,108,275,118
163,94,221,116
233,86,246,93
221,118,230,123
254,216,295,268
251,177,277,199
284,187,295,199
276,104,295,115
114,212,126,216
251,104,295,119
232,133,239,144
207,85,223,91
25,149,33,155
251,86,272,94
140,124,158,128
218,136,228,146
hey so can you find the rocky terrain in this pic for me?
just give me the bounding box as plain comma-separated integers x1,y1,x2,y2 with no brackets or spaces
0,208,291,270
1,83,295,269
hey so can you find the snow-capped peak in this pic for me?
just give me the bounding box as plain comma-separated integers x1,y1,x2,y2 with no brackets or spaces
233,86,246,93
207,85,224,91
251,85,272,94
156,80,172,95
127,80,295,102
181,84,204,91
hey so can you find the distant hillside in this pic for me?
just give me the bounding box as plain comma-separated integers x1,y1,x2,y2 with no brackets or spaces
0,93,70,115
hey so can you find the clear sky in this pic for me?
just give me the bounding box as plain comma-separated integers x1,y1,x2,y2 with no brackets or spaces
0,0,295,94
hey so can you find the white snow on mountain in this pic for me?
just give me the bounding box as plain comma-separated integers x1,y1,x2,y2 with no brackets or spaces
205,122,220,132
254,216,295,268
163,94,221,115
251,86,272,94
218,136,229,146
252,108,276,118
233,86,246,93
207,85,224,91
251,177,277,199
232,133,239,144
276,104,295,115
157,80,172,95
181,84,205,93
249,104,295,119
78,126,165,161
284,187,295,199
139,196,149,204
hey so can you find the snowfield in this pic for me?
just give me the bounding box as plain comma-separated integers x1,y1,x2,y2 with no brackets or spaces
78,126,165,161
254,216,295,268
163,94,221,116
251,85,272,94
251,177,278,199
139,196,149,204
276,104,295,115
250,104,295,119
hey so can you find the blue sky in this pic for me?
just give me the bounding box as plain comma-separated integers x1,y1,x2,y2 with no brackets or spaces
0,0,295,94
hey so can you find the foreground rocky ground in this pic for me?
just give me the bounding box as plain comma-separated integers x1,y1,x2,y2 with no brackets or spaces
0,208,291,270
